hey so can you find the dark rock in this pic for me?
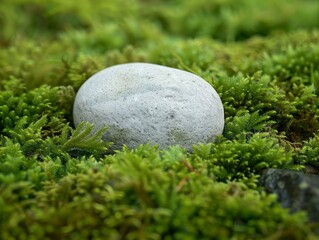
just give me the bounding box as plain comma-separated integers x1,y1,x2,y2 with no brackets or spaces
259,168,319,222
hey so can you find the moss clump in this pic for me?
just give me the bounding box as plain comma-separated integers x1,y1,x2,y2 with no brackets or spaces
1,0,319,239
0,146,313,239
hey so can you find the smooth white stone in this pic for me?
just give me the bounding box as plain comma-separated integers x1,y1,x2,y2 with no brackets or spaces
73,63,224,151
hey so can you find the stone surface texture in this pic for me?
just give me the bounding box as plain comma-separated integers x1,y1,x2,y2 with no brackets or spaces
259,168,319,222
73,63,224,150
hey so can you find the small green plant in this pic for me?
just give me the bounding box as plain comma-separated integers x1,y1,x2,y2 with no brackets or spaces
296,132,319,167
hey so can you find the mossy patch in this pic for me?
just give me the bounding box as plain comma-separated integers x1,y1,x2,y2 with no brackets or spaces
1,0,319,239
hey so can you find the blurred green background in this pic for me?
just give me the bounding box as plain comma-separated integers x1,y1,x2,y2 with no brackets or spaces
1,0,319,46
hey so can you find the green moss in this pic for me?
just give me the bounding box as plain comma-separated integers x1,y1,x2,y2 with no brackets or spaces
0,158,312,240
1,0,319,239
296,132,319,167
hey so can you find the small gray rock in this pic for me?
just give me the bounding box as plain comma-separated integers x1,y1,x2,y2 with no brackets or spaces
73,63,224,151
259,168,319,222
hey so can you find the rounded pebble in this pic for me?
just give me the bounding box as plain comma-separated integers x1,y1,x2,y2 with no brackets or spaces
73,63,224,151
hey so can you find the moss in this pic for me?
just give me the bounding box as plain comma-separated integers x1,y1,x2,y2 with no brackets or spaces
1,0,319,239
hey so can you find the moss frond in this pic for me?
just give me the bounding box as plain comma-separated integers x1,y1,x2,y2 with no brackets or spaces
61,122,111,157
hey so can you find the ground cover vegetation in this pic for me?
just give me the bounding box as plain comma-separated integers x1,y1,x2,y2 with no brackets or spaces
1,0,319,239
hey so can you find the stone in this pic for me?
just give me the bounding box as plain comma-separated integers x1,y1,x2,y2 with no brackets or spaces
73,63,224,151
259,168,319,222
